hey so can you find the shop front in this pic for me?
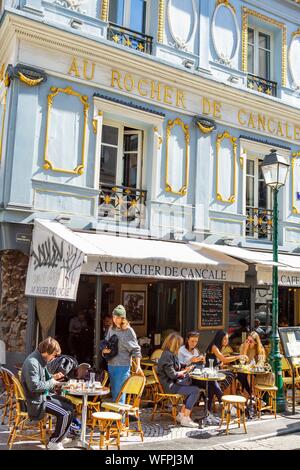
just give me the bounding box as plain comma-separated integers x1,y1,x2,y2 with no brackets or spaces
25,219,247,367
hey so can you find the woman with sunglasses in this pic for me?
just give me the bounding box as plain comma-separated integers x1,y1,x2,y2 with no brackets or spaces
237,331,266,396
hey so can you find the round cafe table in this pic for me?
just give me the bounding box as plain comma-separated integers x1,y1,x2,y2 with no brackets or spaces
190,372,226,427
63,386,110,449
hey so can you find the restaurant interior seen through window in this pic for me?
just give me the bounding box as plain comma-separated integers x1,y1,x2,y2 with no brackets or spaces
229,286,295,342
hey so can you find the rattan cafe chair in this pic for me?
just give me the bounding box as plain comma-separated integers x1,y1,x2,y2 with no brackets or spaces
151,366,183,424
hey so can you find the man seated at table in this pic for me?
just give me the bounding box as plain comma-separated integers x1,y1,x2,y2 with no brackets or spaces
21,337,75,451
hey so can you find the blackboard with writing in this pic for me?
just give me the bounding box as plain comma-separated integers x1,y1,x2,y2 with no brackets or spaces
199,283,224,330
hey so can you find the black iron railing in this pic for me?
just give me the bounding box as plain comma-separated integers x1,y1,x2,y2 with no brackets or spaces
99,184,147,226
108,23,153,54
247,73,277,97
246,207,273,240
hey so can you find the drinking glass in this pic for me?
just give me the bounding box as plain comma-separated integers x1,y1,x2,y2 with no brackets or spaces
209,359,214,371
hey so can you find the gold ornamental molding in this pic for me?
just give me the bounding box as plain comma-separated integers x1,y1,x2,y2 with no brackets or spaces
165,118,190,196
216,0,236,14
158,0,165,44
18,72,43,87
216,131,237,204
241,7,287,87
43,86,89,175
154,126,163,149
101,0,109,22
92,111,103,134
291,152,300,215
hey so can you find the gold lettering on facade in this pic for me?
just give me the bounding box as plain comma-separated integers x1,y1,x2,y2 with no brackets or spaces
267,118,276,134
68,57,80,78
124,73,134,92
138,79,149,97
164,86,174,105
150,81,162,101
285,122,292,140
248,113,256,129
176,90,186,109
277,121,284,138
111,69,123,89
257,114,266,131
238,109,247,126
202,97,211,115
83,60,95,81
213,101,222,119
294,126,300,141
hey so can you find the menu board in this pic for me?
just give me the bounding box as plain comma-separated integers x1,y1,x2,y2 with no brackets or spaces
198,282,225,330
279,327,300,360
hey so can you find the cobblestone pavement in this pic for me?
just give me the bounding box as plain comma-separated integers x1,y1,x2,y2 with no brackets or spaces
2,404,300,450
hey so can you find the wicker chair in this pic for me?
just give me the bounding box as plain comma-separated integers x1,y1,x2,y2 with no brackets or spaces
151,367,183,424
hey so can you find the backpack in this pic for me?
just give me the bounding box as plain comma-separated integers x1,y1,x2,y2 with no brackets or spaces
47,355,79,378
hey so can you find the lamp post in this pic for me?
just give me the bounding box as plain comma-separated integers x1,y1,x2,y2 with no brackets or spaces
261,149,290,413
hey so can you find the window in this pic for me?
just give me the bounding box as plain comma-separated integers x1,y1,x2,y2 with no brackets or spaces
247,27,276,96
100,124,143,188
109,0,148,33
246,158,273,239
247,28,271,79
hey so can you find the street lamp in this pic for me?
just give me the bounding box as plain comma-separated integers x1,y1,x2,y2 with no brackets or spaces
261,149,290,412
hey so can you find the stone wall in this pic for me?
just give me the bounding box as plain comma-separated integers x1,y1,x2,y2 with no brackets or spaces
0,250,29,352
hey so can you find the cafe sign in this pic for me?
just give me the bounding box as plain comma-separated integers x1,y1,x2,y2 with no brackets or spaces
81,259,245,283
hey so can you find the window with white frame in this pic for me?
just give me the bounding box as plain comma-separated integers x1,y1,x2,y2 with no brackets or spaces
246,157,273,240
100,123,143,189
109,0,148,33
247,27,276,96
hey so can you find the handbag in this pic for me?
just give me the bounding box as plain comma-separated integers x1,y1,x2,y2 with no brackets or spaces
254,363,275,387
175,374,192,386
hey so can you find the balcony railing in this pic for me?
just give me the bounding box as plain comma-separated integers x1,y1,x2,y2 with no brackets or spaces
108,23,153,54
246,207,273,240
247,74,277,97
99,184,147,227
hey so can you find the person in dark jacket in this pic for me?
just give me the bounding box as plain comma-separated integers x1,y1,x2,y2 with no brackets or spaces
157,333,200,428
21,337,74,451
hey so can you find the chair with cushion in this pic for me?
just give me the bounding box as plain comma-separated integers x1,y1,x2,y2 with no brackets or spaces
7,374,47,449
151,366,183,424
220,395,247,435
101,374,146,441
150,349,163,362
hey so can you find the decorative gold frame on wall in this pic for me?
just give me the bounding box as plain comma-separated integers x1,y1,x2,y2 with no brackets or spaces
216,131,237,204
43,86,89,175
216,0,236,14
292,152,300,215
101,0,109,22
165,118,190,196
241,7,287,87
158,0,165,43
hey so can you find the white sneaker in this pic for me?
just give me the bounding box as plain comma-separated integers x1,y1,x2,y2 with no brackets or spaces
176,412,183,423
61,437,74,446
47,441,65,450
180,416,199,428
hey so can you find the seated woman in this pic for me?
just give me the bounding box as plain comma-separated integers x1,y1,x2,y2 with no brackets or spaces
206,330,247,420
237,331,266,397
157,333,200,428
178,331,205,366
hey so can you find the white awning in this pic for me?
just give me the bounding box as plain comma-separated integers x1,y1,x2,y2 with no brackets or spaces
25,220,248,300
191,243,300,287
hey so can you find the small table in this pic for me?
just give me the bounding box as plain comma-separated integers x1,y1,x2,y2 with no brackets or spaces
63,386,110,449
190,372,226,427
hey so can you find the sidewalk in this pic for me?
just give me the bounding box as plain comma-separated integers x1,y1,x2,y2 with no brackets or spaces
1,406,300,450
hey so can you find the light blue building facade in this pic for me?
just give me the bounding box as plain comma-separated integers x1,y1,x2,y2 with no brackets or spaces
1,0,300,363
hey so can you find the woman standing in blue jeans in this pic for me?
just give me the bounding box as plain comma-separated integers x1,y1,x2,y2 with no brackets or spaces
102,305,142,403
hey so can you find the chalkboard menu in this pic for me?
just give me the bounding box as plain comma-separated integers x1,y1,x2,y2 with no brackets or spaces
198,282,225,330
